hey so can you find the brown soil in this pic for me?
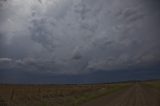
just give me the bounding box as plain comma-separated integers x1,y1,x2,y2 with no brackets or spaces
81,84,160,106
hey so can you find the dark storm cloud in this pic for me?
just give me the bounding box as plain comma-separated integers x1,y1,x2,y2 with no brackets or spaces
0,0,160,75
29,18,56,51
0,33,4,57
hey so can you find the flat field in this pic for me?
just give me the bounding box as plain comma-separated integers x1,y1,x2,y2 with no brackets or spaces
0,80,159,106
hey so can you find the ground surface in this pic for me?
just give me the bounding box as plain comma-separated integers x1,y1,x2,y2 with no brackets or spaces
0,83,129,106
81,83,160,106
0,81,159,106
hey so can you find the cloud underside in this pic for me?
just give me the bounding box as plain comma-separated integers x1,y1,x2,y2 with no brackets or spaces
0,0,160,74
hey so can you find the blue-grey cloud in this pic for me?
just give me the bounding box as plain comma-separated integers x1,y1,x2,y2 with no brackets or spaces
0,0,160,75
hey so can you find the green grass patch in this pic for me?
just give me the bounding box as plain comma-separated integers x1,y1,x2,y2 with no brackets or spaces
70,84,131,106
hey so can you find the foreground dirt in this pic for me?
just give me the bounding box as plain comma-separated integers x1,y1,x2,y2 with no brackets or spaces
81,83,160,106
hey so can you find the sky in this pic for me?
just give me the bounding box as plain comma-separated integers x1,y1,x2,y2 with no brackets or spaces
0,0,160,84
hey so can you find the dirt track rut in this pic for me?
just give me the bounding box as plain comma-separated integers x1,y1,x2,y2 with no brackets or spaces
81,84,160,106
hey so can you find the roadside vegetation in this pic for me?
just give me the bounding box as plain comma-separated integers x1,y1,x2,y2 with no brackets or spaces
143,80,160,89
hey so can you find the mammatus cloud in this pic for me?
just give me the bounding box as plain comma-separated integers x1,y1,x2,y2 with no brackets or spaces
0,0,160,75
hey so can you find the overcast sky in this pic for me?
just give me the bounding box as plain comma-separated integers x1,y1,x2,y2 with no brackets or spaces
0,0,160,83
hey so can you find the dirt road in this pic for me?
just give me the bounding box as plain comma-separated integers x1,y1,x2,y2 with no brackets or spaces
81,84,160,106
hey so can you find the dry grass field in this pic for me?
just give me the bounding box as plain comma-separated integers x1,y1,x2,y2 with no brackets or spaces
0,83,130,106
0,80,159,106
